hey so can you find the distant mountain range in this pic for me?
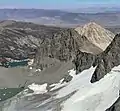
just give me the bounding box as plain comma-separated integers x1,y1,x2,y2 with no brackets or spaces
0,9,120,27
66,7,120,13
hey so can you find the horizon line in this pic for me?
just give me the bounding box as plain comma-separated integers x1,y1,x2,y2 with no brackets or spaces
0,3,119,10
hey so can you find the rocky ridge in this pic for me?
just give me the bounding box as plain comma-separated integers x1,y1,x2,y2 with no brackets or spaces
0,21,102,67
0,20,117,78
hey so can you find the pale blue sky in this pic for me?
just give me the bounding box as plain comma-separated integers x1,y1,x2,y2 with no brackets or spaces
0,0,119,9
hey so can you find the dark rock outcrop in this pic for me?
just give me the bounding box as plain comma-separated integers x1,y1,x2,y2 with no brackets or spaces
62,74,73,83
74,33,120,83
91,34,120,82
73,50,95,74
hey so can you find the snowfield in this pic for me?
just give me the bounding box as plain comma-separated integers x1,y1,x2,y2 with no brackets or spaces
2,66,120,111
23,66,120,111
57,66,120,111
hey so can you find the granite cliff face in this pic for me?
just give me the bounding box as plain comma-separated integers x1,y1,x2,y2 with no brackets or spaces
75,22,115,51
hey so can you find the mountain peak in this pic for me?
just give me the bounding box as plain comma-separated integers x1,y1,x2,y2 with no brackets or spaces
75,22,115,51
85,22,100,27
83,22,108,32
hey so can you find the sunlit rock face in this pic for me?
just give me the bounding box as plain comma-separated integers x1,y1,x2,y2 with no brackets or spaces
75,22,115,50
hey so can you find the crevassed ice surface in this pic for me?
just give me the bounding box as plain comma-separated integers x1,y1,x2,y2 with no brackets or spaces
1,66,120,111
